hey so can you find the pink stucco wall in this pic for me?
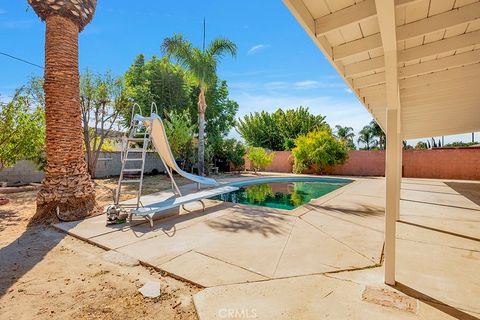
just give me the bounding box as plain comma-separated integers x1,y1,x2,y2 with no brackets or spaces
402,148,480,180
244,151,293,173
245,148,480,180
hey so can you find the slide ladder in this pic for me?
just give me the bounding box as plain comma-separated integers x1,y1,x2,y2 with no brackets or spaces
114,104,151,210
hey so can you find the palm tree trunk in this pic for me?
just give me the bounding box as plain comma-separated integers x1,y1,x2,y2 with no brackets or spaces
197,85,207,176
34,15,97,221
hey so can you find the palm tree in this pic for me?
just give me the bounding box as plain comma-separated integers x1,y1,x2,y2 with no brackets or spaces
162,33,236,176
358,126,375,150
335,125,354,140
28,0,98,221
369,120,386,150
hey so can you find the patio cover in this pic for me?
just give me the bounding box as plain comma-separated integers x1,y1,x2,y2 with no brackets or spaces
282,0,480,284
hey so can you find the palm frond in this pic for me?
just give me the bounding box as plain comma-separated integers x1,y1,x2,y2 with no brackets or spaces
161,33,195,70
207,37,237,61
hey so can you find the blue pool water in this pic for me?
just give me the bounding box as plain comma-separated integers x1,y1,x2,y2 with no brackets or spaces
211,177,352,210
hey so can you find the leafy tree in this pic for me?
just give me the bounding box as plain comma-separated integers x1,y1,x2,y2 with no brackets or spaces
124,55,192,123
274,107,328,147
369,120,385,150
211,138,246,170
247,147,275,173
292,129,348,174
80,70,130,178
335,125,356,150
237,111,283,150
237,107,328,151
0,89,45,169
164,110,195,159
162,33,237,176
415,141,428,150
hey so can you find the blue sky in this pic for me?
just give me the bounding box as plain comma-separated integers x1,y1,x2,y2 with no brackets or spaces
0,1,476,144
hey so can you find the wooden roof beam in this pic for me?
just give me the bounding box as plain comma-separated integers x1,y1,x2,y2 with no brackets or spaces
345,30,480,78
333,1,480,61
354,50,480,88
315,0,420,37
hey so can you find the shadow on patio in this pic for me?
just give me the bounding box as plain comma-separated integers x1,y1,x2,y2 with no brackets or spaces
205,206,292,237
445,182,480,206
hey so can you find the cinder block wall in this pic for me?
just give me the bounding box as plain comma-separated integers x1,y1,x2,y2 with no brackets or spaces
0,151,166,185
94,152,166,178
245,148,480,180
0,160,44,185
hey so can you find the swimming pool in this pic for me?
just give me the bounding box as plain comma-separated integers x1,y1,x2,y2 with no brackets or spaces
211,177,352,210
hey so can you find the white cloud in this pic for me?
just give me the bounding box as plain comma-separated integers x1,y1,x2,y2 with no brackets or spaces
247,44,270,55
293,80,321,89
229,79,345,91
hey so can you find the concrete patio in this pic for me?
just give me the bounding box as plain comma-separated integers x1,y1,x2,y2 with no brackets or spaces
55,175,480,319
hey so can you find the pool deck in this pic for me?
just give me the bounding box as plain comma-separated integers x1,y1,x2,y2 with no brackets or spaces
54,174,480,319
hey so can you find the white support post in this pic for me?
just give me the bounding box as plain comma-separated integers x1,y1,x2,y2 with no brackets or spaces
385,106,400,285
375,0,401,286
397,134,402,221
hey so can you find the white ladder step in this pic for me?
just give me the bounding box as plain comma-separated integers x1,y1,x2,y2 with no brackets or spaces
122,168,142,172
125,158,143,162
126,149,144,153
126,138,148,142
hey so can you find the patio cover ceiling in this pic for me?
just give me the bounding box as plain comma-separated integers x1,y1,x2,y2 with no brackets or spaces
283,0,480,139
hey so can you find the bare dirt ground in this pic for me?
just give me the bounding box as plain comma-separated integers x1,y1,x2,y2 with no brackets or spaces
0,174,210,320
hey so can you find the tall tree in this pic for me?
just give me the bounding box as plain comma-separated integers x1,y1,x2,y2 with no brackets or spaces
369,120,386,150
124,55,192,121
237,111,283,151
237,107,328,151
161,33,237,176
358,126,375,150
81,70,130,178
274,107,328,148
28,0,98,221
335,125,356,150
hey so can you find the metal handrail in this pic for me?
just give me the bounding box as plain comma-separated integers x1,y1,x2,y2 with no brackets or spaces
150,102,158,116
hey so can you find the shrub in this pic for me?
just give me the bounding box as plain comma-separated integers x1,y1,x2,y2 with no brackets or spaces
247,147,275,173
0,90,45,170
164,110,194,159
292,129,348,174
222,139,246,170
